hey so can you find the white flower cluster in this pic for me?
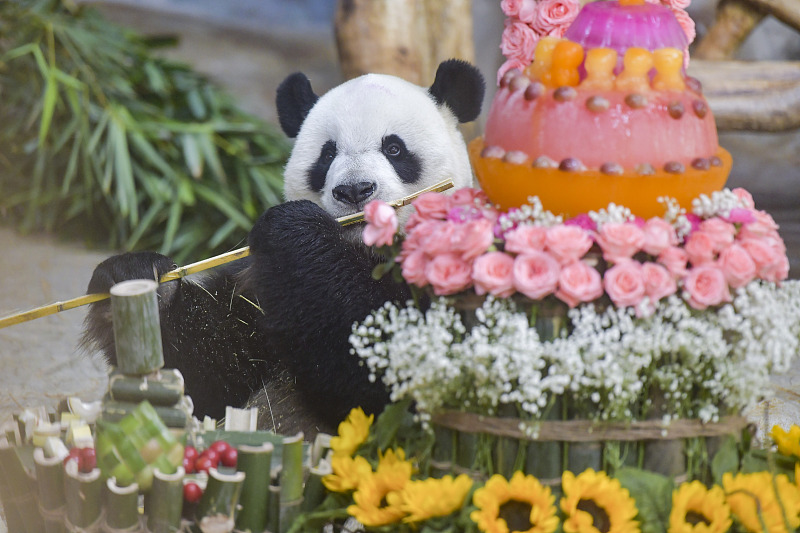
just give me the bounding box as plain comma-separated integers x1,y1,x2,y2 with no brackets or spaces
658,196,693,238
691,188,749,218
498,197,563,232
350,281,800,424
587,203,635,227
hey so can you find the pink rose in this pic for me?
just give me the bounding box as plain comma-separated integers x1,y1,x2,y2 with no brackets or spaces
596,222,645,263
658,246,689,277
684,231,716,266
604,261,646,308
565,213,597,232
413,192,450,220
724,208,756,225
404,211,425,233
683,265,730,310
501,0,525,17
513,251,561,300
732,188,755,209
532,0,580,35
642,218,678,256
449,188,489,208
400,219,436,259
504,224,548,254
555,261,603,308
500,18,539,65
739,237,789,282
454,218,495,261
401,250,429,287
717,244,756,289
363,200,398,247
517,0,539,23
497,58,528,85
699,218,736,251
661,0,690,11
422,221,457,256
737,212,780,241
425,253,473,296
642,262,677,302
545,225,593,265
473,252,516,298
672,8,696,45
761,255,790,283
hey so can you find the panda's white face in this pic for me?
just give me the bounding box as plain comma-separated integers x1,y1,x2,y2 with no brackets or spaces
283,74,474,227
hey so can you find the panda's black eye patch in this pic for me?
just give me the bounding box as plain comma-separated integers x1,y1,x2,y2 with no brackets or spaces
381,134,421,184
307,140,337,192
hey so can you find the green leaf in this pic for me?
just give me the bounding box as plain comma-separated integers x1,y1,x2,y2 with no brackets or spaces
187,89,206,119
374,399,415,451
197,132,226,182
615,468,673,533
711,436,740,485
161,199,184,256
181,133,203,178
193,183,251,230
38,71,58,146
110,116,137,224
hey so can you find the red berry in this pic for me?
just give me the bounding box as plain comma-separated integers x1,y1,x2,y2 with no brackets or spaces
78,447,97,473
183,481,203,503
184,445,199,462
209,440,230,455
201,449,219,465
194,455,214,473
63,447,81,467
220,447,238,468
182,456,195,474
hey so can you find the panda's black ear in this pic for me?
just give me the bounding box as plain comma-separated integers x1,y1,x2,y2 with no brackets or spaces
428,59,485,123
276,72,319,138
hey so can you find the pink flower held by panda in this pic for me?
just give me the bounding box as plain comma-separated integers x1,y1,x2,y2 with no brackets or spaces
363,200,398,247
504,224,548,254
473,252,516,297
596,222,645,263
513,251,561,300
556,261,603,308
532,0,581,35
684,265,730,310
604,261,646,308
642,262,677,302
642,217,678,256
545,225,593,265
718,244,756,289
425,253,473,296
413,192,451,220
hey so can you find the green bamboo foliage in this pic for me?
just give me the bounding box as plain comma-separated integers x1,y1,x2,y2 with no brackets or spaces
0,0,289,263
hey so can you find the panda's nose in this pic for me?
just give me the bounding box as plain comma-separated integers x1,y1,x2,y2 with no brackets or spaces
332,181,376,205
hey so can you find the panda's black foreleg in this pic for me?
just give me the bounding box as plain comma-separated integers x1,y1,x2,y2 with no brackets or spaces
83,251,275,421
245,200,410,428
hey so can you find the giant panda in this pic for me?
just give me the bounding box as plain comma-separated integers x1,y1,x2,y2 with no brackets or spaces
83,59,485,437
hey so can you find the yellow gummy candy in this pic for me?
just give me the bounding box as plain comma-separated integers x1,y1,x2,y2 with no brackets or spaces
615,47,654,93
581,48,618,91
652,48,686,91
550,40,584,87
526,37,560,84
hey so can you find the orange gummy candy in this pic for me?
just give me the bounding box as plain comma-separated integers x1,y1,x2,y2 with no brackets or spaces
652,48,686,91
615,47,654,93
582,48,618,91
550,41,584,87
526,37,560,84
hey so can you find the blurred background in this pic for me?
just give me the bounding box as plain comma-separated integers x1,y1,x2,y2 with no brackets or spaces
0,3,798,528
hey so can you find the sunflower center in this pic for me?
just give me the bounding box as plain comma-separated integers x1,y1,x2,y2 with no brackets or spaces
577,499,611,533
498,499,533,532
685,511,711,527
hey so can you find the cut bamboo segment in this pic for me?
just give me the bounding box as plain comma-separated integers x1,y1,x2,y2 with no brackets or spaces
110,279,165,375
145,467,185,533
235,442,274,533
101,398,190,428
108,368,185,406
196,468,246,533
64,460,103,531
280,432,305,533
302,463,333,513
33,448,68,533
104,478,141,531
0,438,46,533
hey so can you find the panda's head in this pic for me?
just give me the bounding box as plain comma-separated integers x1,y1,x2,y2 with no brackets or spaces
276,59,485,231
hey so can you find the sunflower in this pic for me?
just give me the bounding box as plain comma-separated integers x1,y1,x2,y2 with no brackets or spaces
560,469,640,533
330,407,374,457
388,474,473,523
322,453,372,492
470,471,559,533
723,471,800,533
347,448,413,527
770,424,800,459
668,480,731,533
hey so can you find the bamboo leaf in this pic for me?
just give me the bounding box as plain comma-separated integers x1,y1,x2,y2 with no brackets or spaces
125,200,164,250
161,199,184,256
181,133,203,178
110,116,136,223
38,71,58,146
197,132,226,182
187,89,206,119
193,183,251,230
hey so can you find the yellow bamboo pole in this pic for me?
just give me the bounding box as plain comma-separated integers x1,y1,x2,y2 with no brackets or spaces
0,179,454,330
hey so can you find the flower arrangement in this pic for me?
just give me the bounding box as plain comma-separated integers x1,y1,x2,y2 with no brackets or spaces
352,188,799,427
295,406,800,533
497,0,697,83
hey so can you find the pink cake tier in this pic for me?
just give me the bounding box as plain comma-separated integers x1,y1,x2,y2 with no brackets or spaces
472,0,731,218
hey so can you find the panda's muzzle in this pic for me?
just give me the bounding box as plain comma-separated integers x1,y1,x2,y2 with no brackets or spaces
332,181,376,206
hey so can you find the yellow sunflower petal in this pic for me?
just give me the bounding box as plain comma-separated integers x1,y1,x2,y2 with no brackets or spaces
561,469,640,533
723,471,800,533
330,407,374,456
668,480,731,533
322,454,372,493
396,474,474,523
471,472,559,533
770,424,800,459
347,453,412,527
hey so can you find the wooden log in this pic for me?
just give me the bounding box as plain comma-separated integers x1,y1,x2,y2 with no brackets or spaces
104,478,141,532
145,467,185,533
689,59,800,131
235,442,274,533
33,448,68,533
110,279,165,375
693,0,765,60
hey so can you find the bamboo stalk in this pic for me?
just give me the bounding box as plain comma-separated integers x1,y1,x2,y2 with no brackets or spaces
0,439,46,533
64,460,103,531
235,442,274,533
302,463,333,513
107,368,185,406
0,178,454,330
196,468,246,533
104,477,141,532
280,432,305,533
110,279,164,375
33,448,68,533
145,467,185,533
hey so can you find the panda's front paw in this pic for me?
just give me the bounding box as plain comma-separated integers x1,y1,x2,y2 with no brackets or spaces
249,200,342,255
87,251,176,294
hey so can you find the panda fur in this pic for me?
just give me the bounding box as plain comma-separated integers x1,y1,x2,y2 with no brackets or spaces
82,59,485,437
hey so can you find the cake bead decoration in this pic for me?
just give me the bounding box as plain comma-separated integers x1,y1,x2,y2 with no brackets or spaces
615,48,654,92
